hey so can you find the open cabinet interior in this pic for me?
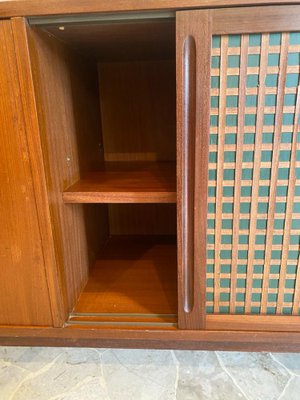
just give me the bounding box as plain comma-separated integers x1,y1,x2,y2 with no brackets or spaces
27,14,177,328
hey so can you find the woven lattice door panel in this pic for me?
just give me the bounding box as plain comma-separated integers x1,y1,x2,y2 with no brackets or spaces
207,32,300,316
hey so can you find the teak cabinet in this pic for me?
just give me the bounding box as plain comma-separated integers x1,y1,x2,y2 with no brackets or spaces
1,1,300,351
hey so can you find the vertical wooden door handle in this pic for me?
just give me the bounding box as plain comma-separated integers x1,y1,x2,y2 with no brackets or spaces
182,35,196,313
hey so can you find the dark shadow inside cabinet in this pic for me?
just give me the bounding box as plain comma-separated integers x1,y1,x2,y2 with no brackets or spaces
27,14,177,327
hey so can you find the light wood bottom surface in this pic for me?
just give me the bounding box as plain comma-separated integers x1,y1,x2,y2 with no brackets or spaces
72,235,178,324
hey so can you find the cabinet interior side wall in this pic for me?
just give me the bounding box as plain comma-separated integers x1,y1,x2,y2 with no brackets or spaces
27,27,109,313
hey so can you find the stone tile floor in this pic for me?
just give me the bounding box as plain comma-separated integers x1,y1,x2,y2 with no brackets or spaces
0,347,300,399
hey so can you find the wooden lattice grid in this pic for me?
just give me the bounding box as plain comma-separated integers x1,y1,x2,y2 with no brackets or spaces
207,32,300,315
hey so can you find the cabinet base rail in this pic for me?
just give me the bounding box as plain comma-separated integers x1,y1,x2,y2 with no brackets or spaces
0,326,300,352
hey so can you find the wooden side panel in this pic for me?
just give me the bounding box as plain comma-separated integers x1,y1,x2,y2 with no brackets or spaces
27,27,109,313
176,10,211,329
0,20,52,326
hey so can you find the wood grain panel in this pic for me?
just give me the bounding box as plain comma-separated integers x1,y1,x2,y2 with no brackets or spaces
293,254,300,315
68,314,177,328
1,1,300,18
181,34,197,316
27,26,109,312
108,204,177,236
63,162,176,204
98,59,176,236
98,60,176,162
212,6,300,35
177,10,211,329
261,33,289,313
214,35,228,313
0,20,52,326
1,326,300,352
73,235,177,316
43,19,175,62
244,34,269,313
279,86,300,315
11,17,66,327
230,35,248,313
206,314,300,332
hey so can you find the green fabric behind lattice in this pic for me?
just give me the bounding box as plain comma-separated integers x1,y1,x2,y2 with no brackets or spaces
207,32,300,315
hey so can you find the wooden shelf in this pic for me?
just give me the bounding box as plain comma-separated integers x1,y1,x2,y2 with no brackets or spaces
63,162,176,203
72,235,177,324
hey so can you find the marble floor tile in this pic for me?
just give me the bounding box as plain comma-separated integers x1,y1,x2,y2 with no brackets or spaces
0,347,64,372
279,376,300,400
216,351,291,400
271,353,300,376
101,349,177,400
0,360,28,399
0,347,300,400
51,378,110,400
173,350,246,400
7,348,105,400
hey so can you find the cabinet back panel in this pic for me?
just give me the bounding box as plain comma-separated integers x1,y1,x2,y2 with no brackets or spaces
108,204,177,235
207,31,300,315
28,27,109,312
98,59,176,234
98,60,176,162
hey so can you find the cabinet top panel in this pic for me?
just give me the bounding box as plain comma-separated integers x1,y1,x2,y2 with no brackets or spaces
1,0,300,18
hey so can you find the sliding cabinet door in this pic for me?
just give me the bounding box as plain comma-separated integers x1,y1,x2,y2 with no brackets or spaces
177,6,300,331
0,18,64,326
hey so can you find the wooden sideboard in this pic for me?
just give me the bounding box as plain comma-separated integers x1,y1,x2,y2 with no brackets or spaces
1,0,300,351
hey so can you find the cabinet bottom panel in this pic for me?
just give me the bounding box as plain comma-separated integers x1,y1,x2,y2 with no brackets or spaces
70,235,178,328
